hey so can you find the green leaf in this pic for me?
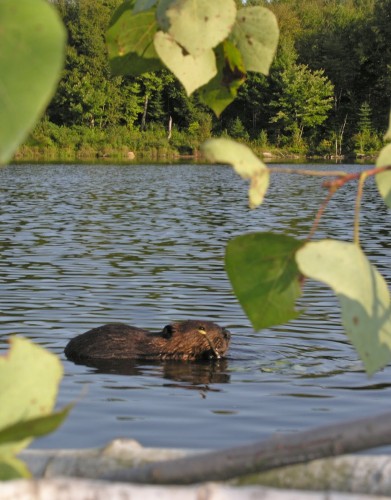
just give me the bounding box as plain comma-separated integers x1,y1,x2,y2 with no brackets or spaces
164,0,237,57
202,137,263,178
133,0,158,13
0,0,66,164
202,138,269,207
375,143,391,208
0,456,31,480
199,41,246,117
0,337,63,456
0,405,72,447
248,174,269,210
226,233,304,330
106,1,163,76
296,240,391,375
231,6,279,74
153,31,217,95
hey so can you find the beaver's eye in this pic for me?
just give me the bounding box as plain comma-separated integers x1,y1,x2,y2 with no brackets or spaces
198,325,206,334
162,325,173,339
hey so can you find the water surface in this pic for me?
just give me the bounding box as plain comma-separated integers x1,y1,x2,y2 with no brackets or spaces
0,163,390,450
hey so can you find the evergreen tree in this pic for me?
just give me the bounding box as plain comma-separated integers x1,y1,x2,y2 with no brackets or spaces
353,101,382,155
357,102,373,134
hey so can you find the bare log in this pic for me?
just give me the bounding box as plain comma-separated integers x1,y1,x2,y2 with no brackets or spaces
102,411,391,484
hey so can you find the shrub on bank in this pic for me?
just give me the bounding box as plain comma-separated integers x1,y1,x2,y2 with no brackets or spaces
14,120,383,162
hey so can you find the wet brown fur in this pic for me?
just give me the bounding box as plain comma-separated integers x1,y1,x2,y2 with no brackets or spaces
64,320,231,362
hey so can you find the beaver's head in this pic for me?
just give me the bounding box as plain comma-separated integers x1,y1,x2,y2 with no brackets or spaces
160,320,231,361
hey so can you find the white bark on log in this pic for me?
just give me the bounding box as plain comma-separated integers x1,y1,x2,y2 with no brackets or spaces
0,478,388,500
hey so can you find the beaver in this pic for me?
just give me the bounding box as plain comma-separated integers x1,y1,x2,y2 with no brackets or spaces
64,320,231,363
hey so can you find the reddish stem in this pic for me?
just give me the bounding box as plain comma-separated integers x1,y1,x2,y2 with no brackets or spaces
305,165,391,241
322,165,390,190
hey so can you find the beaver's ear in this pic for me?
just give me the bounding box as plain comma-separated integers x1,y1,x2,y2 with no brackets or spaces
162,324,173,339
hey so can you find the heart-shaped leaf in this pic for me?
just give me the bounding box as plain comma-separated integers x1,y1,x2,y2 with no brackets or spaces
296,240,391,375
153,31,217,95
375,143,391,208
0,0,66,164
202,138,269,207
231,6,279,74
164,0,237,57
226,233,304,329
106,0,163,76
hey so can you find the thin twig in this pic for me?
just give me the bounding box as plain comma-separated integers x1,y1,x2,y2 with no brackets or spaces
323,165,390,191
269,167,348,177
270,164,390,243
354,171,369,246
269,165,390,183
307,188,336,241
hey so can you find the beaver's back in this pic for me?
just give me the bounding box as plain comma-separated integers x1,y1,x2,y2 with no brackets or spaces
64,323,152,361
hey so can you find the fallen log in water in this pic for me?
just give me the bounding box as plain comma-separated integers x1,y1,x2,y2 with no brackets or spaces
100,411,391,484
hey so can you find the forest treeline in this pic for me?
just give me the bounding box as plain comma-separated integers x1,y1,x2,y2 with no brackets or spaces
17,0,391,161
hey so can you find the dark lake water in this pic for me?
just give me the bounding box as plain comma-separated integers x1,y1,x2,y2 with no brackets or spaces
0,162,390,451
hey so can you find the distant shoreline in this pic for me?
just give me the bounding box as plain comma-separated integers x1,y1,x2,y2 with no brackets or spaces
12,145,377,165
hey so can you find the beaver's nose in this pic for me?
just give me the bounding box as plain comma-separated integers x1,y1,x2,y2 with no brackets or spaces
222,328,231,340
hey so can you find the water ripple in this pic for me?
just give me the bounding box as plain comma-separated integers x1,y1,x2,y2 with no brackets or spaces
0,163,390,450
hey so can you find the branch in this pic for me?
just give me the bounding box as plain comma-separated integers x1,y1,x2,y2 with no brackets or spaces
269,165,391,185
354,171,369,246
269,167,348,177
270,165,391,242
102,410,391,485
323,164,391,191
307,188,336,240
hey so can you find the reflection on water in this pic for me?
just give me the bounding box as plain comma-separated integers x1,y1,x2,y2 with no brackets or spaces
0,163,390,450
72,357,230,388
